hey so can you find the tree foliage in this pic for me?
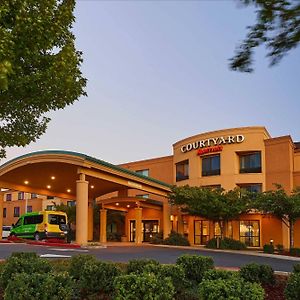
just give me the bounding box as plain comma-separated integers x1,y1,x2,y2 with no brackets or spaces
230,0,300,72
0,0,87,158
169,186,249,237
253,185,300,248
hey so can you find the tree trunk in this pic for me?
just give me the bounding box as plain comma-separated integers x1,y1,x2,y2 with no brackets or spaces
290,220,294,249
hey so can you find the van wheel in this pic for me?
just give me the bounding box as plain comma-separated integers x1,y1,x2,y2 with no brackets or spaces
34,233,40,241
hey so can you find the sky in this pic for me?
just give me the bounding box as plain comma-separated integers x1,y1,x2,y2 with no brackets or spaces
2,0,300,165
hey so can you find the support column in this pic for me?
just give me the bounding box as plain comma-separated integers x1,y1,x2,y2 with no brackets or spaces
76,174,89,245
163,202,171,239
0,192,3,240
88,201,94,241
100,209,107,243
135,207,142,244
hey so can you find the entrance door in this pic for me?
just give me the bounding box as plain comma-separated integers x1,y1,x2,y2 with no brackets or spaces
194,220,210,245
143,220,159,242
129,220,159,242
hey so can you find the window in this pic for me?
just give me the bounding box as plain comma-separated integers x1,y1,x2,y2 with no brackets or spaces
14,207,20,217
176,160,189,181
31,193,37,199
214,221,233,238
48,214,66,225
67,201,76,207
47,196,54,200
24,215,43,225
27,206,33,213
238,184,262,193
136,169,149,177
240,220,260,247
136,194,149,199
239,152,261,173
202,185,222,190
18,192,24,200
6,194,12,201
46,205,54,211
202,155,220,176
194,220,209,245
3,208,6,218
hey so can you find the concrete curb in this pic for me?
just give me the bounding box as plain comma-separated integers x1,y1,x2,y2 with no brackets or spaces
150,244,300,261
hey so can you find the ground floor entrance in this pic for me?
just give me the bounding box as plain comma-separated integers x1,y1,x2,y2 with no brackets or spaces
130,220,159,242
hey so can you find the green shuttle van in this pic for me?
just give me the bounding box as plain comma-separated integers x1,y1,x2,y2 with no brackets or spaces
10,211,68,241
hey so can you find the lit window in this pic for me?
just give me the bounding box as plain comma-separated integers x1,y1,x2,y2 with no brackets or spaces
176,160,189,181
27,206,33,213
67,201,76,207
202,155,220,176
6,194,12,201
31,193,37,199
136,169,149,177
18,192,24,200
46,205,54,211
239,220,260,247
14,207,20,217
239,152,261,173
136,194,149,199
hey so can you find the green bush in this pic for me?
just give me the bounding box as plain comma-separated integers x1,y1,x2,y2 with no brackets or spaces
284,272,300,300
143,264,189,295
290,247,300,257
0,253,52,288
68,254,97,280
127,258,159,274
293,263,300,273
206,238,247,250
176,254,214,283
163,232,190,246
276,244,284,254
9,252,39,259
4,272,74,300
198,278,264,300
239,263,275,285
263,244,274,254
203,269,239,281
50,259,71,273
114,272,175,300
149,232,164,244
77,260,121,299
107,232,121,242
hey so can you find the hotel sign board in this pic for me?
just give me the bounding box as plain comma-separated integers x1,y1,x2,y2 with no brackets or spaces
180,135,245,153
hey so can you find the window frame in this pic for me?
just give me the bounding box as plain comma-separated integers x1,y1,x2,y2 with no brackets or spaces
239,152,262,174
202,154,221,177
175,160,189,182
13,207,20,217
239,220,260,247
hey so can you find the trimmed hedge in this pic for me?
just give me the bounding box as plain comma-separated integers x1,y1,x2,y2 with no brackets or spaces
114,273,175,300
203,269,239,281
127,258,159,274
163,232,190,246
239,263,275,285
199,278,264,300
4,272,74,300
284,272,300,300
176,254,214,283
68,254,97,280
263,244,274,254
290,247,300,257
206,238,247,250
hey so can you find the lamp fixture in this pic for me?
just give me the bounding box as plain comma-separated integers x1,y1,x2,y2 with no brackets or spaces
116,203,119,206
91,185,94,189
51,176,55,180
47,185,51,189
24,181,29,185
127,204,130,208
67,189,71,193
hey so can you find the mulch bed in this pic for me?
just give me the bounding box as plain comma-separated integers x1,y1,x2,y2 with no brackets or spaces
263,274,288,300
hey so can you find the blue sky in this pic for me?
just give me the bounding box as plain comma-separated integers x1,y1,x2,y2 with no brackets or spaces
3,0,300,164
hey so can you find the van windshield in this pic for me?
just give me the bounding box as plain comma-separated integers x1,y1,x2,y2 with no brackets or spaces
48,214,66,225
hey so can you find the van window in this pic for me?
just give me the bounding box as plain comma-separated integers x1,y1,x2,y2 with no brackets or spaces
14,218,22,227
24,215,43,225
48,214,66,225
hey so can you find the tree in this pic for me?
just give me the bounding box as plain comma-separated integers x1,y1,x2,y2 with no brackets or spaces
253,186,300,249
230,0,300,72
169,186,249,239
0,0,87,158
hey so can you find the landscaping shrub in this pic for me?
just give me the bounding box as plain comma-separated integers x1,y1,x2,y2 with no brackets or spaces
176,254,214,283
114,272,175,300
206,238,247,250
107,232,121,242
50,259,71,273
68,254,97,280
198,278,264,300
276,244,284,254
239,263,275,285
149,232,164,244
127,258,159,274
290,247,300,257
4,272,74,300
293,263,300,273
284,272,300,300
203,269,239,281
0,252,52,288
163,232,190,246
263,244,275,254
77,260,121,299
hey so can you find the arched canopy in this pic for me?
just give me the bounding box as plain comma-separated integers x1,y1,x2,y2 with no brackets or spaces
0,150,171,199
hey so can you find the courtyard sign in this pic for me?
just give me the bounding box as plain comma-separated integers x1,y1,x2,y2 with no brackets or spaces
180,134,245,153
